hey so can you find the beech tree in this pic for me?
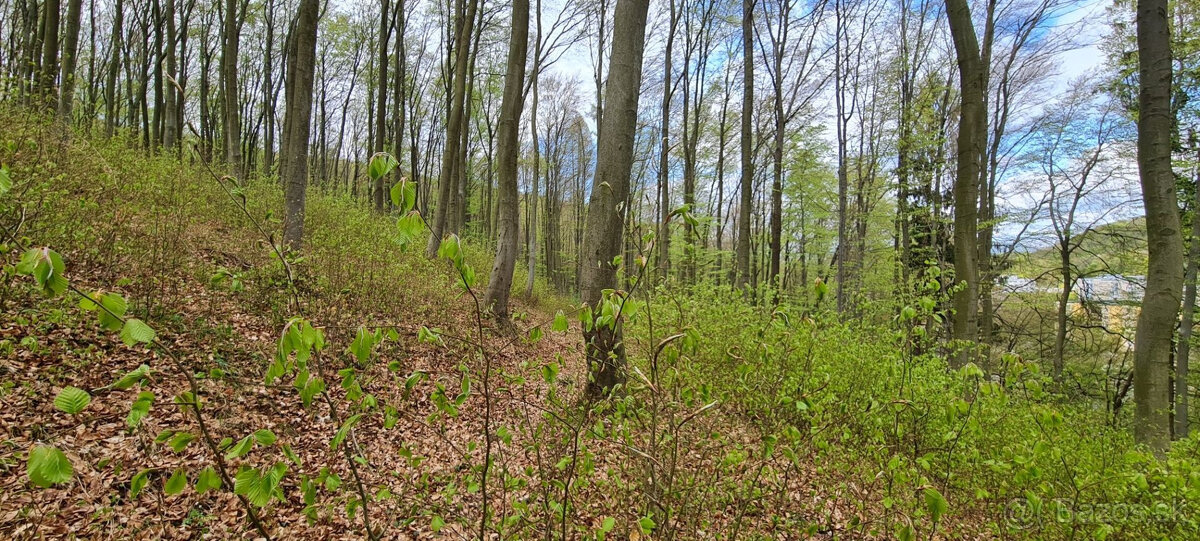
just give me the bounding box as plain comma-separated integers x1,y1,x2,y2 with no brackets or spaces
281,0,321,251
426,0,480,257
735,0,754,288
1132,0,1181,454
483,0,530,319
221,0,244,178
57,0,82,119
944,0,985,368
580,0,650,398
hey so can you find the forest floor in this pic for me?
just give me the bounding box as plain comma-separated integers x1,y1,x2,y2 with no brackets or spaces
0,111,977,539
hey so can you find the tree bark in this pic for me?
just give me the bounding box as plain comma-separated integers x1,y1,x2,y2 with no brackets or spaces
104,0,123,137
1133,0,1182,455
735,0,754,289
221,0,243,178
281,0,320,251
57,0,82,120
656,0,677,282
425,0,479,257
580,0,650,399
161,0,178,150
372,0,391,211
39,0,61,105
1176,156,1200,440
945,0,985,369
483,0,529,319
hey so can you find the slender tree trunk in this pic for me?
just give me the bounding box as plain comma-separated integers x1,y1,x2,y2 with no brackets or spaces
150,0,163,149
1133,0,1182,455
768,2,786,290
656,0,677,282
425,0,479,257
262,0,277,175
104,0,123,137
282,0,320,251
199,18,213,161
527,74,540,297
581,0,650,399
735,0,753,288
714,72,730,284
482,0,529,319
56,0,82,120
945,0,985,369
39,0,62,105
222,0,243,178
1176,158,1200,439
161,0,177,150
393,0,407,198
1054,238,1070,380
373,0,390,211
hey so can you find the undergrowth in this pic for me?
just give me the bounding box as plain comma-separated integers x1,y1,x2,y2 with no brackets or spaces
3,106,1200,540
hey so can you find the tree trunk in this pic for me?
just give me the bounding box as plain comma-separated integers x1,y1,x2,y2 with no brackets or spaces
768,2,785,289
372,0,390,211
425,0,479,257
104,0,123,137
57,0,82,120
945,0,984,369
39,0,61,105
1176,157,1200,440
580,0,650,399
262,0,277,175
656,0,677,282
1133,0,1182,455
161,0,178,150
1054,239,1070,380
222,0,243,178
526,69,540,297
735,0,753,289
482,0,529,319
281,0,321,251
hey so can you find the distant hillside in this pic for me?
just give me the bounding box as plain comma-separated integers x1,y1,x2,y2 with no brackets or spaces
1007,217,1147,280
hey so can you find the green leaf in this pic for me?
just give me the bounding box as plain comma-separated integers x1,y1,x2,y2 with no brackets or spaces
168,432,196,453
300,376,325,408
390,178,416,212
349,326,376,363
437,235,462,264
127,391,154,428
638,515,656,534
97,293,128,331
368,153,399,182
120,318,156,346
282,443,301,466
924,487,948,523
53,386,91,415
0,165,11,195
164,469,187,495
552,310,569,332
253,429,277,446
235,467,274,507
27,445,73,487
195,466,221,493
542,362,559,384
78,294,97,311
225,436,254,460
395,211,426,247
431,515,446,533
23,248,68,297
331,414,362,451
130,468,151,497
112,364,150,390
